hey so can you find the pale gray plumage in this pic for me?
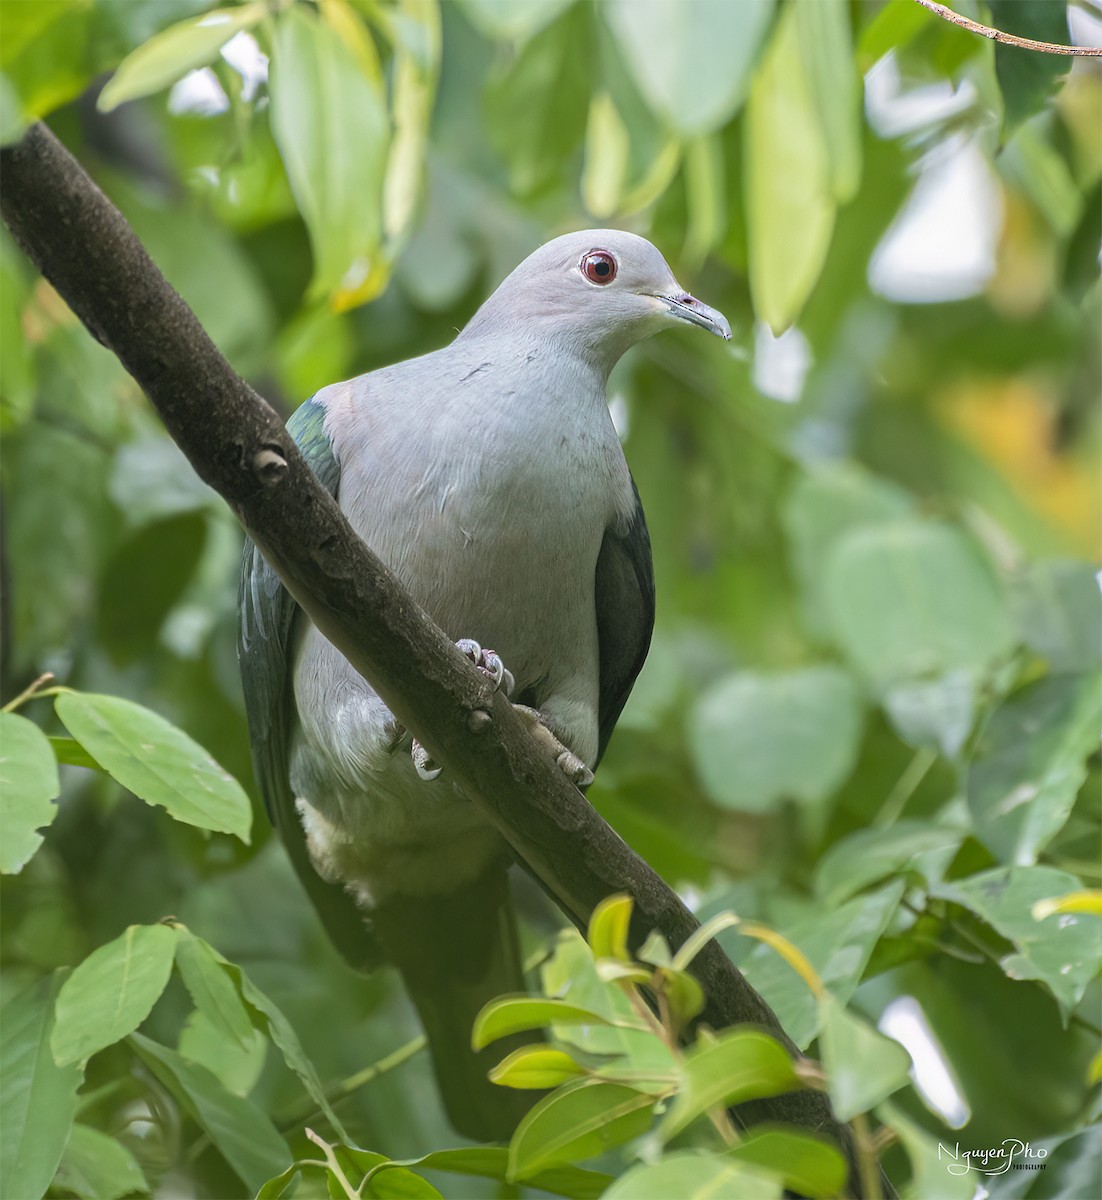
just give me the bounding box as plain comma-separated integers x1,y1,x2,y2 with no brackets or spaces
238,229,730,1140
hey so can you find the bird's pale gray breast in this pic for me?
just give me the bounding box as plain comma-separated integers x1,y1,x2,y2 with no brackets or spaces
288,339,631,895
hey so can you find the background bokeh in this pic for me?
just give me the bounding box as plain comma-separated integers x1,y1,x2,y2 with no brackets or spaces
2,2,1099,1198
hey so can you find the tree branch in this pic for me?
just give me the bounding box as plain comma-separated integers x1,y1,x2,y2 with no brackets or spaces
912,0,1102,56
1,122,881,1194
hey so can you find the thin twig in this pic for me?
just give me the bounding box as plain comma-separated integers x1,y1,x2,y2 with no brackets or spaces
913,0,1102,55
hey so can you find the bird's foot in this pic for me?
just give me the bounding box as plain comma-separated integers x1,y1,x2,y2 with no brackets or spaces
411,639,515,781
512,705,594,788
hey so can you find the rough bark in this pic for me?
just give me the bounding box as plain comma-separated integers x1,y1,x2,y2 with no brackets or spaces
1,121,884,1194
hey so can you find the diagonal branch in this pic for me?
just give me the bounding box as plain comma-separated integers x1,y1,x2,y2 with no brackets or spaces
1,121,882,1194
912,0,1102,56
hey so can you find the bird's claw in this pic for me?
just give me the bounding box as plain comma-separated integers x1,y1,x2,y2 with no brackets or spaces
410,639,516,782
411,738,443,782
456,638,515,696
513,705,594,788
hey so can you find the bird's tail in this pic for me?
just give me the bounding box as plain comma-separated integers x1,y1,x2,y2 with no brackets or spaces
374,868,537,1142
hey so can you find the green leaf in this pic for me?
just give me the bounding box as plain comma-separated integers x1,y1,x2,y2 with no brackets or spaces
508,1079,655,1180
382,0,441,246
931,867,1102,1017
177,1008,267,1097
54,692,251,843
52,924,179,1066
660,1030,800,1141
456,0,575,40
367,1148,611,1200
603,1152,782,1200
727,1127,848,1200
819,993,911,1120
220,956,350,1141
1012,559,1102,674
823,520,1014,691
587,892,633,961
538,933,674,1081
130,1033,288,1191
1,972,82,1200
989,0,1072,134
877,1101,974,1200
0,712,60,874
745,1,835,330
582,92,630,219
883,670,976,758
174,930,255,1050
47,737,103,772
795,0,862,202
98,2,268,112
967,675,1102,865
690,665,863,812
655,966,705,1028
51,1123,147,1200
490,1045,588,1089
783,464,915,641
483,6,590,197
604,0,774,135
472,996,616,1050
270,5,390,306
816,822,964,907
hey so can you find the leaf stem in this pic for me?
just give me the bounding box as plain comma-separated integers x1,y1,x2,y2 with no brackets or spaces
851,1111,883,1200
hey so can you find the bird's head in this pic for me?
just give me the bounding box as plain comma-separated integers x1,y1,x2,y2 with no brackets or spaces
460,229,731,374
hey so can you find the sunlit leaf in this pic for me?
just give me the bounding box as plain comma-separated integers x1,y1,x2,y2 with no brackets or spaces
0,972,82,1200
659,1029,800,1141
52,924,178,1065
587,893,633,962
582,92,630,219
472,996,616,1050
98,3,268,112
796,0,862,203
819,993,911,1121
177,1009,267,1098
0,712,60,874
490,1045,587,1089
508,1079,655,1180
270,6,390,306
745,2,835,330
54,692,251,843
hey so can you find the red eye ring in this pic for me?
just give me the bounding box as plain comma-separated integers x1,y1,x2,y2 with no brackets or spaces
581,250,617,285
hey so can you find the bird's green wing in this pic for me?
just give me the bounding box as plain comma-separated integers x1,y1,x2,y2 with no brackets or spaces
238,397,379,969
594,475,655,763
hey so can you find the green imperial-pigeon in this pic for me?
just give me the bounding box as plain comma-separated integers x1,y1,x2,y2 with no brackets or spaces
238,230,730,1139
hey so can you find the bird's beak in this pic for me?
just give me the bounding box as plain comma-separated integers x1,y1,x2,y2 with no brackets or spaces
654,291,732,341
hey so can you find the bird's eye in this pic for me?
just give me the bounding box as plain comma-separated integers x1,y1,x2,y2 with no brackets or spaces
581,250,617,285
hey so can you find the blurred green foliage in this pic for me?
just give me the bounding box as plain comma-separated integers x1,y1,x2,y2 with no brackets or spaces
1,1,1100,1197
